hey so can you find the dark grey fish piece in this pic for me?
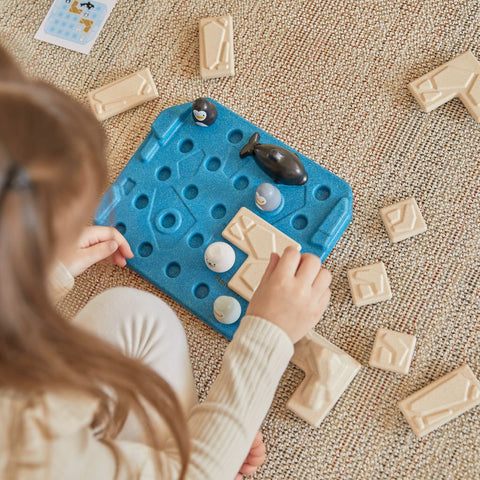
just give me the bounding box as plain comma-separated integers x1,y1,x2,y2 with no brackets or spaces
239,132,308,185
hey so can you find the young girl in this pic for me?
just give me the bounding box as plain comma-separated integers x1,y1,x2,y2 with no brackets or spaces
0,44,331,479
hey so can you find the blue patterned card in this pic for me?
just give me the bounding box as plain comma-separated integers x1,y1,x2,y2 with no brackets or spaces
35,0,117,54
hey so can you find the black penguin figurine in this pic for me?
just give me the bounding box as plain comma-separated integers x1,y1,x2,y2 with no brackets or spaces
239,132,308,185
192,98,217,127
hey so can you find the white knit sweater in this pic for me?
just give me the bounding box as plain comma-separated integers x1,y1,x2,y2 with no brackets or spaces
0,265,293,479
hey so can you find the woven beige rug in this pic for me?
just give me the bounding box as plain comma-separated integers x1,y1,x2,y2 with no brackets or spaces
1,1,479,478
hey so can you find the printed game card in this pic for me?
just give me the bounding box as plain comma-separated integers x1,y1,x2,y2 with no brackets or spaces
35,0,118,54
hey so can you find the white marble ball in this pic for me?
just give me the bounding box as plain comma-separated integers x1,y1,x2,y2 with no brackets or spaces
204,242,235,273
213,296,242,324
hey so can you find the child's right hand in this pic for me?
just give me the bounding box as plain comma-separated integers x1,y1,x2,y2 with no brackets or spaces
246,247,332,343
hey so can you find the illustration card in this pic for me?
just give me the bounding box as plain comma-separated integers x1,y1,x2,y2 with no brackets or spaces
35,0,118,54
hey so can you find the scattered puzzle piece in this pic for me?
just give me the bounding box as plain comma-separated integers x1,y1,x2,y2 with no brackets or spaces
369,328,416,374
409,50,480,122
222,207,300,301
379,197,427,243
347,262,392,307
399,365,480,437
199,15,234,79
87,68,159,121
287,330,361,427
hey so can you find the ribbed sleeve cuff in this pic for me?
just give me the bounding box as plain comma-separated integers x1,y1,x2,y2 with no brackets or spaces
48,261,75,303
233,314,294,368
185,315,293,479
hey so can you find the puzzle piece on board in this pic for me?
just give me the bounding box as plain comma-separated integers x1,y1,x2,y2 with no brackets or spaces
399,365,480,437
379,197,427,244
87,68,159,121
409,50,480,122
199,15,235,79
347,262,392,307
222,207,300,301
287,330,361,427
369,328,416,375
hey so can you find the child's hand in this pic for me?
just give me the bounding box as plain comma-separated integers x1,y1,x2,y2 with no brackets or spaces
234,431,266,479
61,226,134,277
246,247,331,343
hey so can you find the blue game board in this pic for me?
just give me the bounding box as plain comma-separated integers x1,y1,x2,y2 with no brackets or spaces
95,100,353,339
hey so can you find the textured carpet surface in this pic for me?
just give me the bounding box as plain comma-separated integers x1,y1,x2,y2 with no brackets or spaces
1,1,479,479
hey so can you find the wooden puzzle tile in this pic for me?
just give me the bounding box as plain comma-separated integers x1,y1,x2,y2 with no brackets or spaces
379,197,427,244
409,50,480,122
87,68,159,121
369,328,416,374
347,262,392,307
287,330,361,427
222,207,300,301
398,365,480,437
199,15,235,79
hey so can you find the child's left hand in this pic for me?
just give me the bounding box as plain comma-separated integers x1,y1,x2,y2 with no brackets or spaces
235,431,266,479
61,226,134,277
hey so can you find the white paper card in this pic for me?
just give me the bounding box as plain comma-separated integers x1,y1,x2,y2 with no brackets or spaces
34,0,118,55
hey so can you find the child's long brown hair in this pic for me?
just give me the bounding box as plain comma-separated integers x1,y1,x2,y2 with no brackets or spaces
0,45,189,478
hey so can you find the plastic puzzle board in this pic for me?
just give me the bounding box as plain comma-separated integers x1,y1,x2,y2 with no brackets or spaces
95,99,353,339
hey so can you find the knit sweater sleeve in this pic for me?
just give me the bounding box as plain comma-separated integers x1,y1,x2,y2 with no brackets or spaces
48,261,75,303
115,314,294,480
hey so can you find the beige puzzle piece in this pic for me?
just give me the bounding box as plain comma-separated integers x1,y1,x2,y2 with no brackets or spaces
287,330,361,427
379,197,427,244
87,68,159,121
409,50,480,122
199,15,235,79
347,262,392,307
222,207,300,301
369,328,416,374
399,365,480,438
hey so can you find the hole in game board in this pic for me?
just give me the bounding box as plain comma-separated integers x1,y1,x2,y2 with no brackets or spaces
157,167,171,181
179,139,194,153
233,175,249,190
228,129,243,144
115,223,126,235
206,157,221,171
194,283,210,299
292,214,308,230
166,262,181,278
135,194,149,209
138,242,153,257
183,184,199,199
314,185,330,201
211,204,226,219
161,213,176,228
188,233,204,248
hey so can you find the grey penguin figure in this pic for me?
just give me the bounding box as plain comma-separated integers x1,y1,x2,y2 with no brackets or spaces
239,132,308,185
255,183,282,211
